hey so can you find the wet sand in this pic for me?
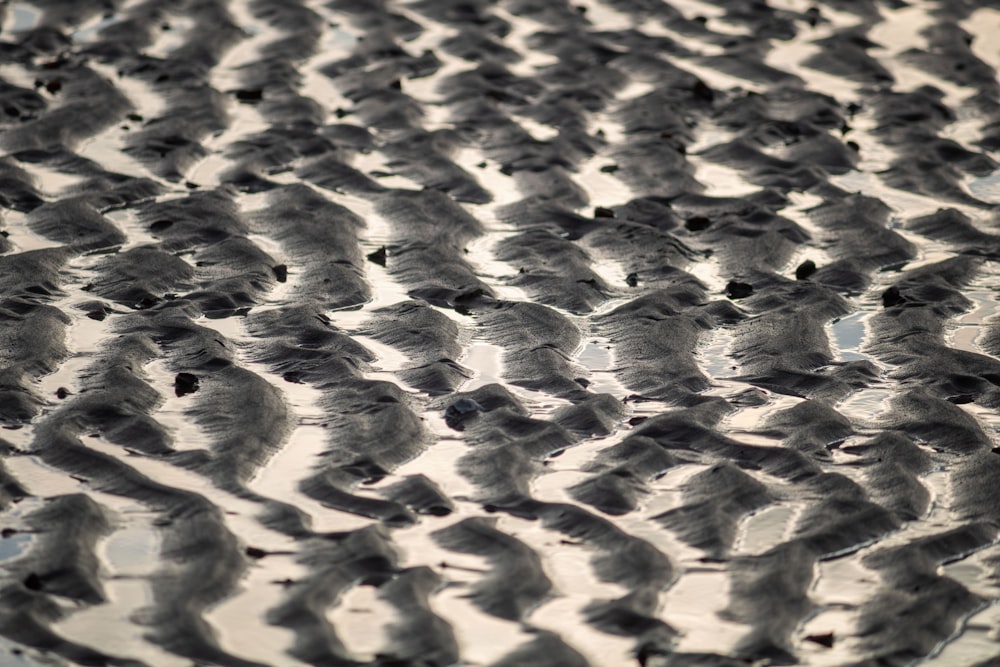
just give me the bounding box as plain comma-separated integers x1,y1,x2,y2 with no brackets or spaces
1,0,1000,665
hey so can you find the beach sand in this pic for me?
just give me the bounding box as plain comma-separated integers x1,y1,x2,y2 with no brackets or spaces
1,0,1000,665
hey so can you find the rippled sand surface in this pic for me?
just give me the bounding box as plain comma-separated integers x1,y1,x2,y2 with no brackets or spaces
2,1,1000,665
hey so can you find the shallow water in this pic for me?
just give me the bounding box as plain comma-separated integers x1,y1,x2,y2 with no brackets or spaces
2,0,1000,665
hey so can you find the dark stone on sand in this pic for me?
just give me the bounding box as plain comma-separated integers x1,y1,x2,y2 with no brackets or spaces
22,573,42,591
173,373,199,398
795,260,817,280
805,633,835,648
725,281,753,299
367,245,387,266
445,398,483,430
685,215,711,231
234,89,263,102
882,286,906,307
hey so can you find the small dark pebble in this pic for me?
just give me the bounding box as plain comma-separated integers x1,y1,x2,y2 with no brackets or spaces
55,387,69,399
795,259,817,280
725,281,754,299
23,573,42,591
1,528,17,538
692,79,714,102
133,296,160,310
685,215,711,231
44,79,61,94
426,505,452,517
360,573,393,587
185,181,199,189
594,206,615,218
174,372,199,398
127,113,143,122
947,394,975,404
881,286,906,307
805,633,835,648
245,546,267,559
575,377,591,388
149,219,173,233
272,264,288,282
445,398,483,430
600,164,619,173
367,246,387,266
628,416,648,426
234,89,263,102
625,272,639,287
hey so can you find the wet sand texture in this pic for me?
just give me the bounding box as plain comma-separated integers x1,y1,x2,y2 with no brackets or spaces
3,0,1000,666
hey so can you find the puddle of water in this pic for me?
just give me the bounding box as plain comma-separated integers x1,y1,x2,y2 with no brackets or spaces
390,436,477,501
643,464,709,516
531,469,595,507
969,172,1000,202
71,14,121,43
663,569,749,655
434,584,535,665
734,504,798,556
695,329,738,380
726,392,804,434
460,342,504,390
462,234,532,303
829,171,946,219
325,584,397,662
101,520,160,575
0,635,65,666
576,340,629,396
209,553,310,667
0,530,32,562
7,4,41,32
52,577,191,667
689,161,763,198
391,514,536,665
829,312,873,362
921,602,1000,666
4,455,87,496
